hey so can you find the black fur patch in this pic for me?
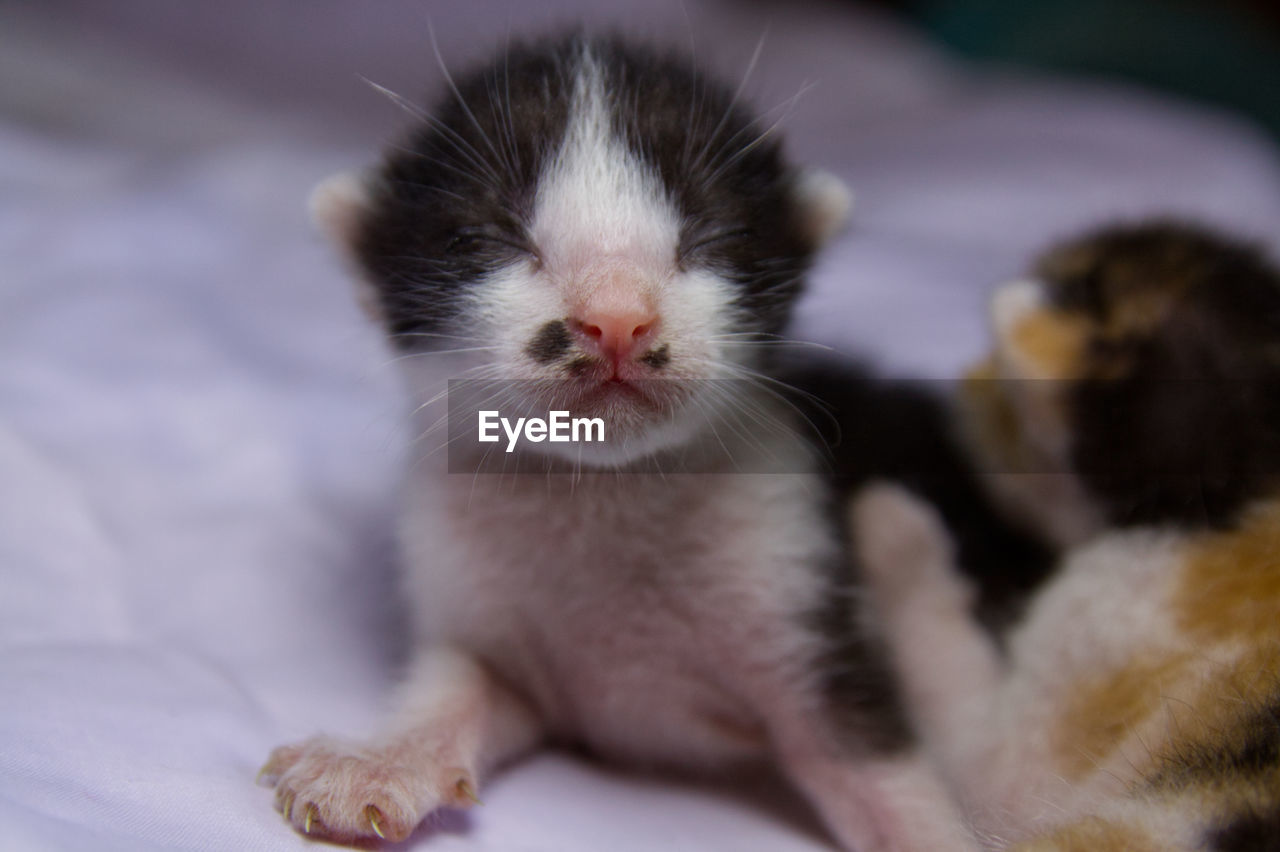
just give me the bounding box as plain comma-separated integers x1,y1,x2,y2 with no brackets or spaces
781,354,1059,637
355,37,575,348
526,320,573,363
1208,807,1280,852
1040,222,1280,530
776,352,1060,751
353,33,818,349
806,522,915,755
566,355,595,375
1150,692,1280,790
1150,689,1280,851
639,344,671,369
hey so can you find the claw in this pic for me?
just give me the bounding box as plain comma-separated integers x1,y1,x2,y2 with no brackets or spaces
304,803,316,834
255,764,270,785
366,805,386,840
456,778,482,806
281,792,295,822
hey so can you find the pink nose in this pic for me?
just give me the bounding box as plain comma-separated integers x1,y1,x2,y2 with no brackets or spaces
574,309,659,365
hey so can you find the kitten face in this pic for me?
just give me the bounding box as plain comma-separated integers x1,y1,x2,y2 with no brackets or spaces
963,221,1280,536
316,35,849,467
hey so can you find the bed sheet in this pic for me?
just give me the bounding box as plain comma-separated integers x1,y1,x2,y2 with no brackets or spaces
3,1,1279,850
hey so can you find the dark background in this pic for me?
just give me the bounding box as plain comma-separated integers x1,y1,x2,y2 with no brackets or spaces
864,0,1280,140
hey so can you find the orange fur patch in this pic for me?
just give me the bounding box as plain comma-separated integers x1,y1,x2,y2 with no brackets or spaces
1009,310,1088,380
1051,652,1194,780
1178,500,1280,645
1051,502,1280,784
1102,288,1178,340
960,356,1026,472
1012,816,1160,852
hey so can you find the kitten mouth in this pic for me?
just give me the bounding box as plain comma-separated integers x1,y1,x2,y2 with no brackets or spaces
552,369,693,424
569,376,662,409
566,350,669,384
523,346,691,423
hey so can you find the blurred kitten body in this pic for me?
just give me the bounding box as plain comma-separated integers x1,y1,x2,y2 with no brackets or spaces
855,222,1280,851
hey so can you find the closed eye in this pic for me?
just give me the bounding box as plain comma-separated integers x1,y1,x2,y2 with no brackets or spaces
677,228,755,266
446,227,540,263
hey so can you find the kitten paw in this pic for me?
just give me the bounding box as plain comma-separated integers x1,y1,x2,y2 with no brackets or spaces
259,735,477,842
850,483,958,603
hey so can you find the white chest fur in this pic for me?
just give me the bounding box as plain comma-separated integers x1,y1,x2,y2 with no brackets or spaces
398,460,836,769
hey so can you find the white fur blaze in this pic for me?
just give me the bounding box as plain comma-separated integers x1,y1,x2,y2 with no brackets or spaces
472,45,739,465
530,51,680,276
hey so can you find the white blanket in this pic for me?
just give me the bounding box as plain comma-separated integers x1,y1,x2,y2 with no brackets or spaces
3,1,1279,849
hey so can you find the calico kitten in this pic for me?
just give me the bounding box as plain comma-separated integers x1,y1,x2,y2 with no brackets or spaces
257,33,977,851
853,221,1280,850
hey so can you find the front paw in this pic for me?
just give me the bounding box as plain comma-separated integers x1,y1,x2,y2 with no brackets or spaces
258,735,479,843
850,483,958,603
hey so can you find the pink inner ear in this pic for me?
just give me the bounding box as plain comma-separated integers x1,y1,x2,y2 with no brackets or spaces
991,279,1044,337
987,279,1048,377
792,170,851,248
309,171,370,252
309,171,384,324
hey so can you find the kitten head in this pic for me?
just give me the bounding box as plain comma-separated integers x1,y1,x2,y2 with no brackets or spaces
963,221,1280,540
314,34,849,467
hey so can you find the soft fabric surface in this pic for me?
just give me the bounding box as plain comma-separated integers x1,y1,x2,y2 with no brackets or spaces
3,2,1279,850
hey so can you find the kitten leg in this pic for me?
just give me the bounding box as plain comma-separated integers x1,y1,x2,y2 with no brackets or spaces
259,645,542,842
765,655,979,850
781,745,981,852
849,484,1004,782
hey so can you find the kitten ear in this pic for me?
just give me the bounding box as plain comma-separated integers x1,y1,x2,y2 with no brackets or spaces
309,171,371,253
987,278,1077,460
792,169,853,248
990,279,1051,380
308,171,384,324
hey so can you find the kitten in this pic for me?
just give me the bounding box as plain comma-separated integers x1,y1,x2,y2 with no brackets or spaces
853,221,1280,850
257,33,977,851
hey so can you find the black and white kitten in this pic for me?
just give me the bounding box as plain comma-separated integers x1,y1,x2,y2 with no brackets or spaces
259,33,978,851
